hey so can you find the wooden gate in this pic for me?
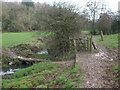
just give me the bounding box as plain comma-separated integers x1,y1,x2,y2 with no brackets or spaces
69,36,93,52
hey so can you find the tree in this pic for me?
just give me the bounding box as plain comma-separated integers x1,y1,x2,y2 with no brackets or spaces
86,1,100,34
83,0,108,34
2,2,18,32
2,2,33,32
97,13,112,34
34,2,81,57
111,11,120,34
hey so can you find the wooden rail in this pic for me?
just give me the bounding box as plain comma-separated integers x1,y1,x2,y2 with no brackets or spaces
69,36,93,52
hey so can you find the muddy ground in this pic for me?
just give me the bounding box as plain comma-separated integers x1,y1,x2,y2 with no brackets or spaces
77,45,119,88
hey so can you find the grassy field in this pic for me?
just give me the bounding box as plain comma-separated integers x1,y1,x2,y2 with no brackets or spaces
1,31,53,49
3,62,82,88
81,30,90,34
94,34,118,50
81,31,118,50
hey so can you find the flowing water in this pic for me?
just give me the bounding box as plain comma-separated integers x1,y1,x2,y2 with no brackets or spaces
1,64,30,76
1,50,48,76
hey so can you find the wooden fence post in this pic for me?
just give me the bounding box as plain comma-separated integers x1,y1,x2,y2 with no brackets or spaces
72,39,77,68
87,37,89,51
74,39,77,53
90,35,92,52
100,31,104,41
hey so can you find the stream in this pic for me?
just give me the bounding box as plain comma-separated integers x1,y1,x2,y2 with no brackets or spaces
1,64,30,76
1,50,49,76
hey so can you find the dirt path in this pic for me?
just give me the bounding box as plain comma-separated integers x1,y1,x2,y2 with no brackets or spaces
76,45,118,88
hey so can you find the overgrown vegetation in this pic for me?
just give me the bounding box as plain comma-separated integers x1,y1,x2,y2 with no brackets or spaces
3,62,82,88
37,2,83,56
2,55,22,68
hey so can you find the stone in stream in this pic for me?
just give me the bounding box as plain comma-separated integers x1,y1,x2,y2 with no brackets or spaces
36,50,48,54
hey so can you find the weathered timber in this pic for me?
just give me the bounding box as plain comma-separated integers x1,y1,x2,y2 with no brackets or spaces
70,36,93,52
92,41,97,50
14,56,51,62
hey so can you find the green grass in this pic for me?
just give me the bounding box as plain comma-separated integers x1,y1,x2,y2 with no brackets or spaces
94,34,118,50
3,62,82,88
31,54,53,59
13,62,58,78
1,31,53,49
3,62,58,88
112,64,120,82
53,64,83,88
1,32,37,49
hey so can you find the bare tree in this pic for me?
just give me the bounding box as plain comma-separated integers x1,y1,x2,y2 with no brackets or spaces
86,1,100,34
83,0,108,34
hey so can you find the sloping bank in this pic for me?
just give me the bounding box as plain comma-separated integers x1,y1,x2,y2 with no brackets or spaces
2,62,83,88
2,32,83,88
